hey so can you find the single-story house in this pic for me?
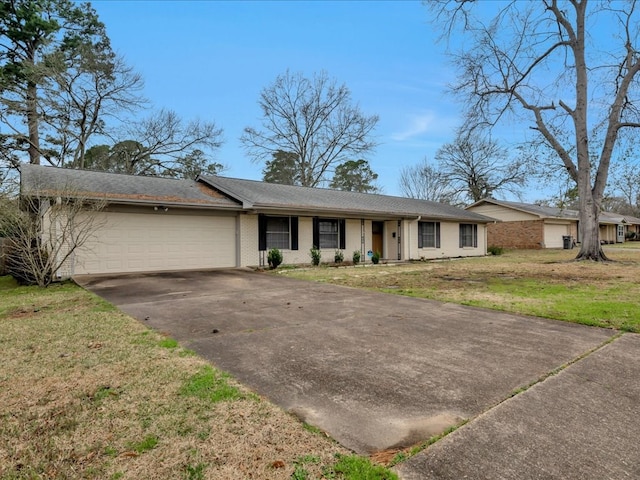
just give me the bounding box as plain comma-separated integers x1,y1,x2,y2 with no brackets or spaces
20,164,495,277
599,211,640,243
466,198,640,248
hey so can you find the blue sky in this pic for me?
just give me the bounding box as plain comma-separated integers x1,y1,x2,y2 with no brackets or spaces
91,0,528,198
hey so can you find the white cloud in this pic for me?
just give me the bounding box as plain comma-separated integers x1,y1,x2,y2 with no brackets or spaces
390,112,440,142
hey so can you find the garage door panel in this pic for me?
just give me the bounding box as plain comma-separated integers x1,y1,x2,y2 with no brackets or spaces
74,211,236,274
544,224,569,248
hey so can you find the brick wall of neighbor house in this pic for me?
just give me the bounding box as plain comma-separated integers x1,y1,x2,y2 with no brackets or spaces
487,220,545,249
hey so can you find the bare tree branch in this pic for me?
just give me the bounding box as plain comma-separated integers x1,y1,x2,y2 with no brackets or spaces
241,70,379,187
428,0,640,261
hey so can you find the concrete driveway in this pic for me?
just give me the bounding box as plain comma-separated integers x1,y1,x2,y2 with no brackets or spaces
77,269,640,479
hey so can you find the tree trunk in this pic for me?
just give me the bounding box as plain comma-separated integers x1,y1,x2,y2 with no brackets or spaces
26,80,40,165
575,192,609,261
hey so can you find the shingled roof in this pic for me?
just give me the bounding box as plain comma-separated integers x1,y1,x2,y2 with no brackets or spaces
19,165,496,222
20,164,240,209
467,198,580,220
199,175,495,222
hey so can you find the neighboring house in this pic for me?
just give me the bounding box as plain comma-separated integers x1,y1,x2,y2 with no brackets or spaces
20,164,495,277
466,199,579,249
621,214,640,239
466,198,640,248
599,211,640,243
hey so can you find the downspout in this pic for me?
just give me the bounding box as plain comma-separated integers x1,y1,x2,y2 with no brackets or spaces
361,219,365,260
411,216,421,260
397,220,402,260
235,213,241,267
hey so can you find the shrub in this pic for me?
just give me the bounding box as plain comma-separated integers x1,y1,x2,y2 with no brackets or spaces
334,250,344,263
267,248,283,269
487,245,504,256
5,240,52,286
371,251,380,264
352,250,361,264
310,246,321,266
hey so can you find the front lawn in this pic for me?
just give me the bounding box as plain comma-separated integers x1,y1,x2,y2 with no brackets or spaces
277,247,640,333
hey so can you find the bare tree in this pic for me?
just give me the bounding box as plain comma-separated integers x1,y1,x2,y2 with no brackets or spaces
80,110,224,177
241,70,379,187
123,109,224,176
0,185,106,287
43,50,146,169
608,160,640,216
0,0,112,165
429,0,640,261
435,131,528,203
399,158,459,204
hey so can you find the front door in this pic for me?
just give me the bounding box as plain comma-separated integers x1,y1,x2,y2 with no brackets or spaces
372,221,384,256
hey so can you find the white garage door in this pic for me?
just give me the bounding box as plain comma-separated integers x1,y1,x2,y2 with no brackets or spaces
74,211,236,274
544,223,569,248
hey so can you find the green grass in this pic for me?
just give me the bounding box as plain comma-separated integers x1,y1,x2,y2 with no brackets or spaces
278,249,640,333
178,365,248,403
126,434,159,453
158,337,179,349
476,278,639,331
325,454,399,479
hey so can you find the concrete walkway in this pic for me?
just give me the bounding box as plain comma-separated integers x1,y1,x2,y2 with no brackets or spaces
395,333,640,479
76,269,638,478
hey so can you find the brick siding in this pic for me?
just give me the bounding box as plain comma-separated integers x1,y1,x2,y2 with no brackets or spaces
487,220,545,249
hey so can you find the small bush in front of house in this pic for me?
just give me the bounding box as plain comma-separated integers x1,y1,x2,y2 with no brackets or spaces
488,245,504,256
310,246,321,266
371,251,380,264
334,250,344,263
267,248,283,269
352,250,361,264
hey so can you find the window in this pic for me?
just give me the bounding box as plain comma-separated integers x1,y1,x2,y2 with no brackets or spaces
266,217,290,249
319,220,339,248
313,218,346,249
459,223,478,248
259,215,298,251
418,221,440,248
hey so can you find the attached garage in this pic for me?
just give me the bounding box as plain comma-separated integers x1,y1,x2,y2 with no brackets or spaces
543,223,571,249
467,199,579,249
74,209,237,275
